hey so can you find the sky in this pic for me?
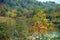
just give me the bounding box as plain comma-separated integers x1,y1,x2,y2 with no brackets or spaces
37,0,60,4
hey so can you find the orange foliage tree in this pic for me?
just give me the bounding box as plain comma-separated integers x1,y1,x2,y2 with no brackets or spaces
28,12,54,40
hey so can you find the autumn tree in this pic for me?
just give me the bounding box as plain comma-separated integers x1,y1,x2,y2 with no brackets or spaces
6,9,17,18
28,11,54,40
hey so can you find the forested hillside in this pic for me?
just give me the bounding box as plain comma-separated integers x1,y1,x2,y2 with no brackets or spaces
0,0,60,40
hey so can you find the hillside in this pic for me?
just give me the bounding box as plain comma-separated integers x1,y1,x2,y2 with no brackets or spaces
0,0,60,40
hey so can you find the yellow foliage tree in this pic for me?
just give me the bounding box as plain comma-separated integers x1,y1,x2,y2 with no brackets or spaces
6,9,17,17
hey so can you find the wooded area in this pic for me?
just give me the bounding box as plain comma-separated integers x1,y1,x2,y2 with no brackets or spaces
0,0,60,40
